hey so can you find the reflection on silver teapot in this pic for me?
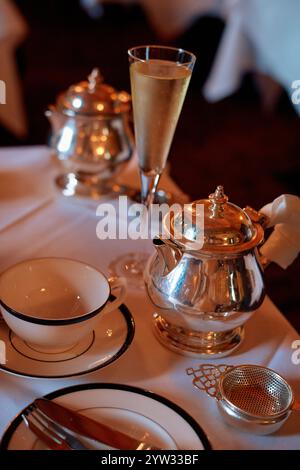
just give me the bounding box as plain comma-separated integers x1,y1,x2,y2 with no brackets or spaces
144,186,275,358
46,68,134,197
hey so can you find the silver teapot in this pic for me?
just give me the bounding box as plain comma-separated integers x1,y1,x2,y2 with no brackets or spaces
144,186,273,358
46,68,133,197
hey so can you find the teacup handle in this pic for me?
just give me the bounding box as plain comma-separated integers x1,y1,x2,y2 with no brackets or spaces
104,277,127,314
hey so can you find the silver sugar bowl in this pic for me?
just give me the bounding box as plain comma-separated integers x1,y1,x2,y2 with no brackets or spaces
46,68,133,197
144,186,274,358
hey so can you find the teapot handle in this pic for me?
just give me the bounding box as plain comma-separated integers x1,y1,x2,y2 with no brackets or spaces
244,206,270,229
244,206,271,269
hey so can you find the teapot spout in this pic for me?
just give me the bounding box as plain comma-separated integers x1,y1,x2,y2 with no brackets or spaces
153,236,182,275
45,106,66,135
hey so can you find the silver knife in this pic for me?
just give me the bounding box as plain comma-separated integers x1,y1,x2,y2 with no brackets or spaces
34,398,159,450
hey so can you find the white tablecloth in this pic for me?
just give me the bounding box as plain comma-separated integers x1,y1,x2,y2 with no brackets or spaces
0,0,27,137
0,146,299,450
97,0,300,114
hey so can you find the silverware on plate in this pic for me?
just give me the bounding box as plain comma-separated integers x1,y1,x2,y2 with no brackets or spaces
22,405,88,450
31,398,159,450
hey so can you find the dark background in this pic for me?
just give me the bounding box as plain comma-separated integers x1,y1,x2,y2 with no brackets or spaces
2,1,300,331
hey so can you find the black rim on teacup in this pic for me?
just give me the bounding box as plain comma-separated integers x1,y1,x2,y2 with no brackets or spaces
0,257,113,325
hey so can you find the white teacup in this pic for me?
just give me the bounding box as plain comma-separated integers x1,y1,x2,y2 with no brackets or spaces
0,257,127,352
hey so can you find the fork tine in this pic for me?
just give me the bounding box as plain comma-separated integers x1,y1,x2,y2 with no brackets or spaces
29,407,67,441
26,404,88,450
22,413,72,451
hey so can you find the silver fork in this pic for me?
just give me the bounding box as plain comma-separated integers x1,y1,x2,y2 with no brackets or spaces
22,405,89,450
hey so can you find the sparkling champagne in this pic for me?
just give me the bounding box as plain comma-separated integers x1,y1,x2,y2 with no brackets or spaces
130,59,192,174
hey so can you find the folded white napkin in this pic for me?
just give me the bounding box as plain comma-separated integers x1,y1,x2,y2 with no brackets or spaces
260,194,300,269
204,0,253,102
203,0,300,115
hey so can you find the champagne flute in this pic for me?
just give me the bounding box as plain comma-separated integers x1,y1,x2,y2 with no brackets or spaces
109,45,195,286
128,45,196,207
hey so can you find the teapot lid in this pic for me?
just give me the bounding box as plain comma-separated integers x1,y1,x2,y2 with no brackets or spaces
165,186,265,253
56,68,131,116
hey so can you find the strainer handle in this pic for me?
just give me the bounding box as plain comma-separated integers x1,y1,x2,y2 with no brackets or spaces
186,364,234,399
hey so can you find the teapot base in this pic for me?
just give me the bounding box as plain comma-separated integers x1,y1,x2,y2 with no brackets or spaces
152,314,244,358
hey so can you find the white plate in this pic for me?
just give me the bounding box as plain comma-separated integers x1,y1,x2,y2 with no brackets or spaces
0,305,134,379
0,384,211,450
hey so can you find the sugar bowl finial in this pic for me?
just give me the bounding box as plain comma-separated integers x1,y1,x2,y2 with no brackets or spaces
88,68,103,91
209,185,229,218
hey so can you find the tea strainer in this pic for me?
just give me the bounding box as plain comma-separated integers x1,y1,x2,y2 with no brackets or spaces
187,364,300,434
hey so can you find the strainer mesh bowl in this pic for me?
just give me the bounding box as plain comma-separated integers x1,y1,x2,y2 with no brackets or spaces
221,366,292,417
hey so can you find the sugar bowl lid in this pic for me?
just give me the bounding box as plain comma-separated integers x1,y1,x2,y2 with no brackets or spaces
56,68,131,116
164,186,265,253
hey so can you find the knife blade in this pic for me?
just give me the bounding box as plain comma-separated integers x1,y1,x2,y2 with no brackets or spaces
34,398,159,450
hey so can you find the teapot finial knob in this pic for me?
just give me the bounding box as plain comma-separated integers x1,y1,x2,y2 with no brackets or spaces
88,68,103,91
209,185,229,218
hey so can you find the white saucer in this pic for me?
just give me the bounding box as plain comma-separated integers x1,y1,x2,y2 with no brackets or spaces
0,305,134,379
1,383,211,450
